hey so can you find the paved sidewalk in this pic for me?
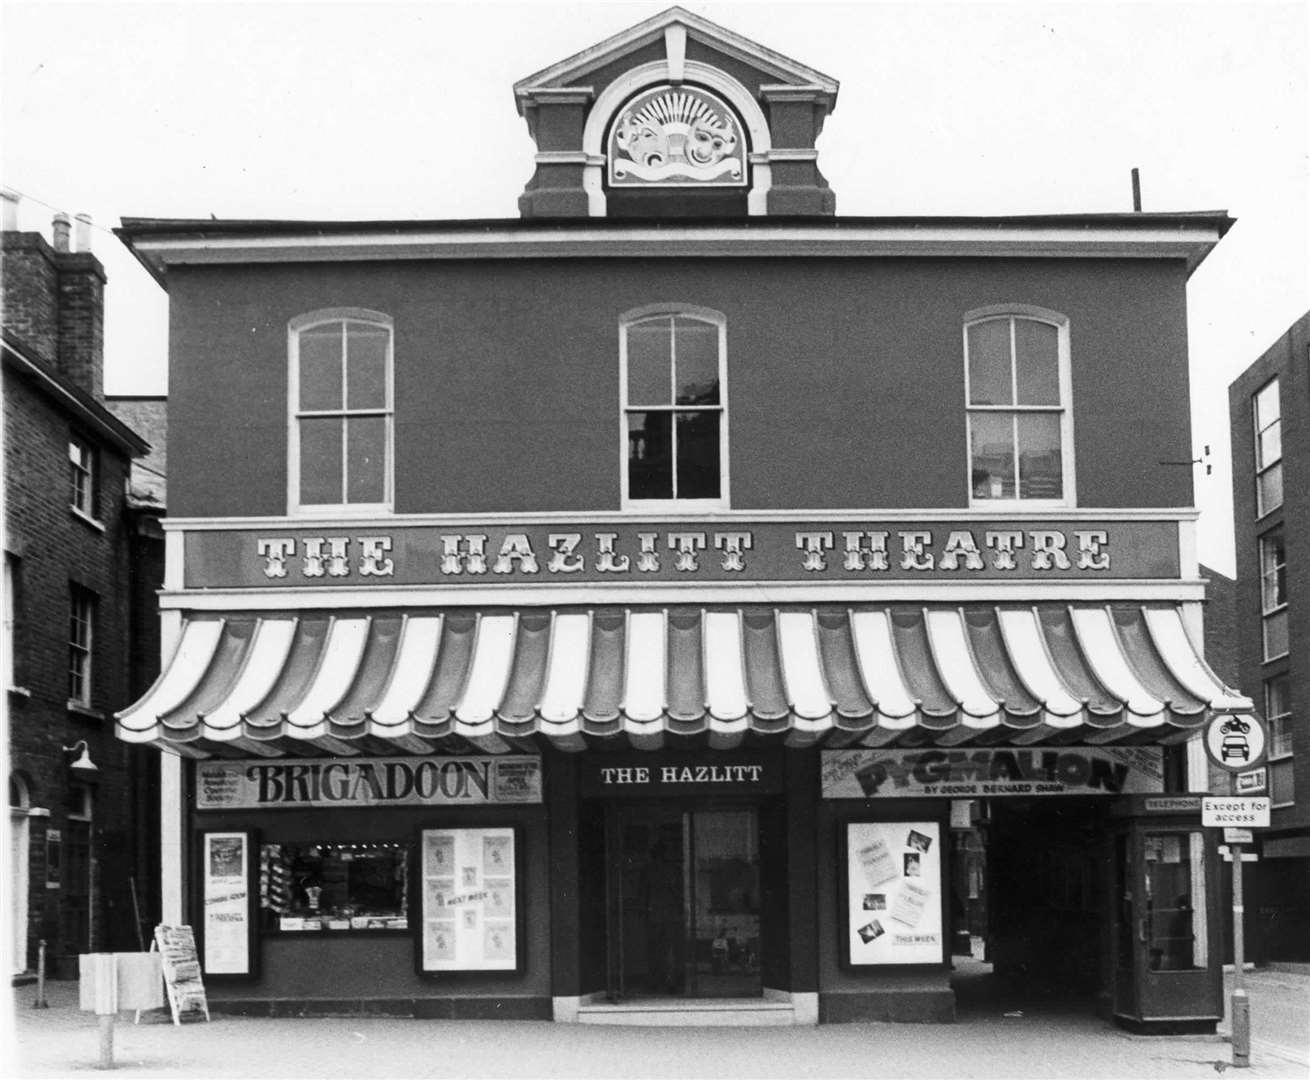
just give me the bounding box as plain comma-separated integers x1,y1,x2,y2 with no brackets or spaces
7,977,1308,1080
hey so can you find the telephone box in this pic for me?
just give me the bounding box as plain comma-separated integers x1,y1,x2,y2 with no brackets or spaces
1104,796,1222,1032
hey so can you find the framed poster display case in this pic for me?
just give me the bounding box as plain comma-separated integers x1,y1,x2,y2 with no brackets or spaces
415,825,524,974
839,819,948,970
195,830,259,979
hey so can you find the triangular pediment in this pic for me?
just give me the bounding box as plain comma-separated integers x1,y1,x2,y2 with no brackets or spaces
513,5,837,99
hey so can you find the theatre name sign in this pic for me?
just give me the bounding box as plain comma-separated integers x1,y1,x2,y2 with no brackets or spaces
182,518,1180,588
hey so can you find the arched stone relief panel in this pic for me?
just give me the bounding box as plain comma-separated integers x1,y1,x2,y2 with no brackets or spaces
583,60,773,216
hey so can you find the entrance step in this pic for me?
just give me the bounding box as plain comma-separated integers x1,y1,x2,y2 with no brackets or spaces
577,997,797,1027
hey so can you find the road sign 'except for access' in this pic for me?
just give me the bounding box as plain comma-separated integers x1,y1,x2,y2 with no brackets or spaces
1202,797,1270,828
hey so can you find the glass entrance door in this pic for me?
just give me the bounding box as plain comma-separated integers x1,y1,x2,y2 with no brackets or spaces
605,803,761,1000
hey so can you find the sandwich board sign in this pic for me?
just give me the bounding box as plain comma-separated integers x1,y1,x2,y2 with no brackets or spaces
154,925,210,1024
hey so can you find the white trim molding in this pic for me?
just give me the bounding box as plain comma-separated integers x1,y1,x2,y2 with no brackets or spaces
158,578,1213,612
123,218,1231,278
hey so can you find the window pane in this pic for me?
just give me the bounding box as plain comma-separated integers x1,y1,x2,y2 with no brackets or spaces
627,411,673,499
299,324,343,411
346,416,387,504
1254,380,1280,430
300,417,343,504
967,320,1012,406
1271,759,1295,806
1017,413,1063,499
1014,319,1060,406
1263,610,1288,659
346,324,389,410
68,591,92,704
1144,832,1205,971
260,842,409,931
970,412,1015,499
627,321,672,407
1266,676,1293,757
674,319,720,405
1258,422,1282,468
1260,532,1286,609
676,411,721,499
1258,464,1283,516
69,438,93,514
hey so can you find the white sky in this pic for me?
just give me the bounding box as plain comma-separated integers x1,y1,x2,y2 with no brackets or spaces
2,0,1307,572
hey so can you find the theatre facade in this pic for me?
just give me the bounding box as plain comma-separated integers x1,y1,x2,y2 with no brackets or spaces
115,7,1254,1028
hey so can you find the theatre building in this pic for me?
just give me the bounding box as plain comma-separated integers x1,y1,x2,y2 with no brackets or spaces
115,8,1255,1027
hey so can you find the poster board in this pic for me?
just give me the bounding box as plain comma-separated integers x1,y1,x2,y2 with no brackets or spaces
200,831,254,975
417,827,520,973
153,925,211,1024
842,821,945,967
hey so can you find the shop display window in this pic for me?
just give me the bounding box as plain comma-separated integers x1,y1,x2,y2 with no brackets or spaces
260,842,409,931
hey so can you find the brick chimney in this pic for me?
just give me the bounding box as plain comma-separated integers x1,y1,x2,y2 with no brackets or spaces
0,195,107,399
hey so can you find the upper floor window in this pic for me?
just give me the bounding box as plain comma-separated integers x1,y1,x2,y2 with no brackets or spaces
1253,378,1282,517
1260,528,1288,661
965,308,1073,505
69,434,96,518
289,311,393,514
68,584,95,706
1264,674,1295,807
3,553,18,689
621,307,727,507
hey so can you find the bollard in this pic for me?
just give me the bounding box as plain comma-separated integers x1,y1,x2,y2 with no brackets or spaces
79,954,118,1070
1231,988,1250,1069
34,939,49,1008
97,1013,115,1071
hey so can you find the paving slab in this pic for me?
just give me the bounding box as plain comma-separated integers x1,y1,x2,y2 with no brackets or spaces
8,977,1307,1080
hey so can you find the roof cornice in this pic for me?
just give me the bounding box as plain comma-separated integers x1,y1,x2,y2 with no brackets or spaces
115,212,1235,287
512,5,838,109
1,334,149,456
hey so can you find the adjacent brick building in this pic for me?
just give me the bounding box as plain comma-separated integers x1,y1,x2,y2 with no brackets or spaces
3,193,162,977
1229,310,1310,961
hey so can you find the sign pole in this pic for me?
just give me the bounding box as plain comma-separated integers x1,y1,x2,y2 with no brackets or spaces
1231,844,1249,1069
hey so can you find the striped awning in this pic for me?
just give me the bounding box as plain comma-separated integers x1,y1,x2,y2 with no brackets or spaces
116,604,1251,758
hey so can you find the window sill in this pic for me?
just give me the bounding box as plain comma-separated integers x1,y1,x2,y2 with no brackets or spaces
621,499,731,512
70,507,106,533
967,498,1072,510
289,504,393,519
66,701,106,721
7,684,31,697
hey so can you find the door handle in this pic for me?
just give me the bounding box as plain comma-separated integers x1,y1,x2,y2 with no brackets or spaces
1138,917,1149,943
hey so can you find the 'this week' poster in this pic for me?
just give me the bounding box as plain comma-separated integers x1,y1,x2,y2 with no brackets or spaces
846,821,943,966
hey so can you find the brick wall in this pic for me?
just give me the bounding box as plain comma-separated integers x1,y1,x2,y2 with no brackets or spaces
1,231,106,396
4,362,151,967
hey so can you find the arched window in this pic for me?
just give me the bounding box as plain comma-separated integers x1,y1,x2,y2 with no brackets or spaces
964,306,1073,505
621,306,728,507
288,310,393,514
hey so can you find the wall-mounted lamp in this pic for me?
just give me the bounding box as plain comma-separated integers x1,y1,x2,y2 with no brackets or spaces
62,740,99,779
